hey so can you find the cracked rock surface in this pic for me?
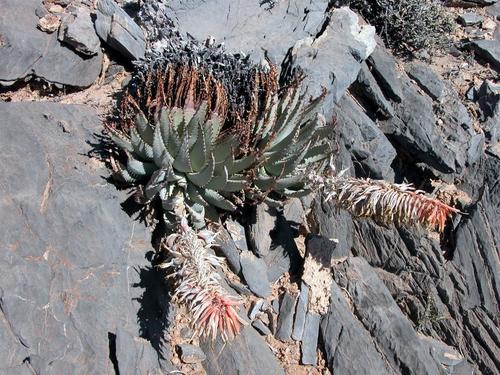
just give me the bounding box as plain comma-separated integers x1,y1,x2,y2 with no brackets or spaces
0,102,174,373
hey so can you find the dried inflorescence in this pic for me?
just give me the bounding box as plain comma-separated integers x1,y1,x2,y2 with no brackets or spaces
160,219,246,340
310,170,459,232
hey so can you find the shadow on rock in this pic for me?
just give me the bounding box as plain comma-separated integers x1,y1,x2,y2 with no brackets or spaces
132,255,173,359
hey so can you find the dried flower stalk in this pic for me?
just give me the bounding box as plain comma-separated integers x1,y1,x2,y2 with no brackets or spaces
160,219,246,341
310,171,459,232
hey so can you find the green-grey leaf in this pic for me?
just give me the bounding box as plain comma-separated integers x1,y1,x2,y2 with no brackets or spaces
187,184,208,206
187,102,207,148
228,154,256,174
303,143,331,165
223,176,247,192
109,131,133,152
190,123,208,172
206,165,228,190
199,188,237,211
214,135,238,163
275,174,304,189
126,153,157,177
172,131,192,173
187,154,215,187
135,113,154,145
153,124,174,167
264,196,283,207
113,160,137,183
131,128,154,161
283,188,310,198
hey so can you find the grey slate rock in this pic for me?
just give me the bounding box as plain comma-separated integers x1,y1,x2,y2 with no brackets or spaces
486,2,500,21
239,251,272,298
252,319,272,336
465,85,477,101
95,0,146,61
165,0,375,114
58,7,101,56
451,187,500,315
334,257,446,375
367,44,403,102
248,299,265,321
115,328,165,374
477,80,500,142
458,12,484,26
264,213,302,283
472,39,500,72
248,204,276,258
287,8,376,107
275,292,298,341
0,0,102,87
225,218,248,251
467,134,485,166
321,281,392,375
215,227,241,274
406,62,445,100
353,62,395,118
381,78,458,173
0,102,171,373
335,94,397,180
420,336,464,367
309,192,353,259
283,198,305,227
200,326,285,375
271,298,280,313
477,79,500,119
301,313,321,366
348,148,500,375
292,284,310,341
177,344,206,364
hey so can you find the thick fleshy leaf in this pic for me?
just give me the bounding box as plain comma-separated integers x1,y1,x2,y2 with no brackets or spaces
264,196,283,207
190,123,208,172
131,128,154,161
282,188,310,198
173,131,192,173
224,176,247,192
145,169,168,200
199,189,237,211
170,107,185,130
274,174,304,189
228,154,256,174
255,173,275,191
259,99,279,139
303,143,331,165
153,124,174,167
186,184,208,206
206,165,228,190
109,131,133,152
126,153,157,177
205,115,222,146
135,113,154,145
187,154,215,187
299,94,325,125
214,135,238,163
265,141,311,177
113,160,137,183
187,102,208,148
269,91,302,149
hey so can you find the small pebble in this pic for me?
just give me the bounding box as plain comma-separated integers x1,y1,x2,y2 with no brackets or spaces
177,344,206,364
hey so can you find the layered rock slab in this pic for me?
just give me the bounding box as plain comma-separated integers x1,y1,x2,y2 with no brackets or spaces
0,102,170,373
0,0,102,87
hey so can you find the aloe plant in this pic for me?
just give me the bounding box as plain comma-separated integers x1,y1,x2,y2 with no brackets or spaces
109,87,331,228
